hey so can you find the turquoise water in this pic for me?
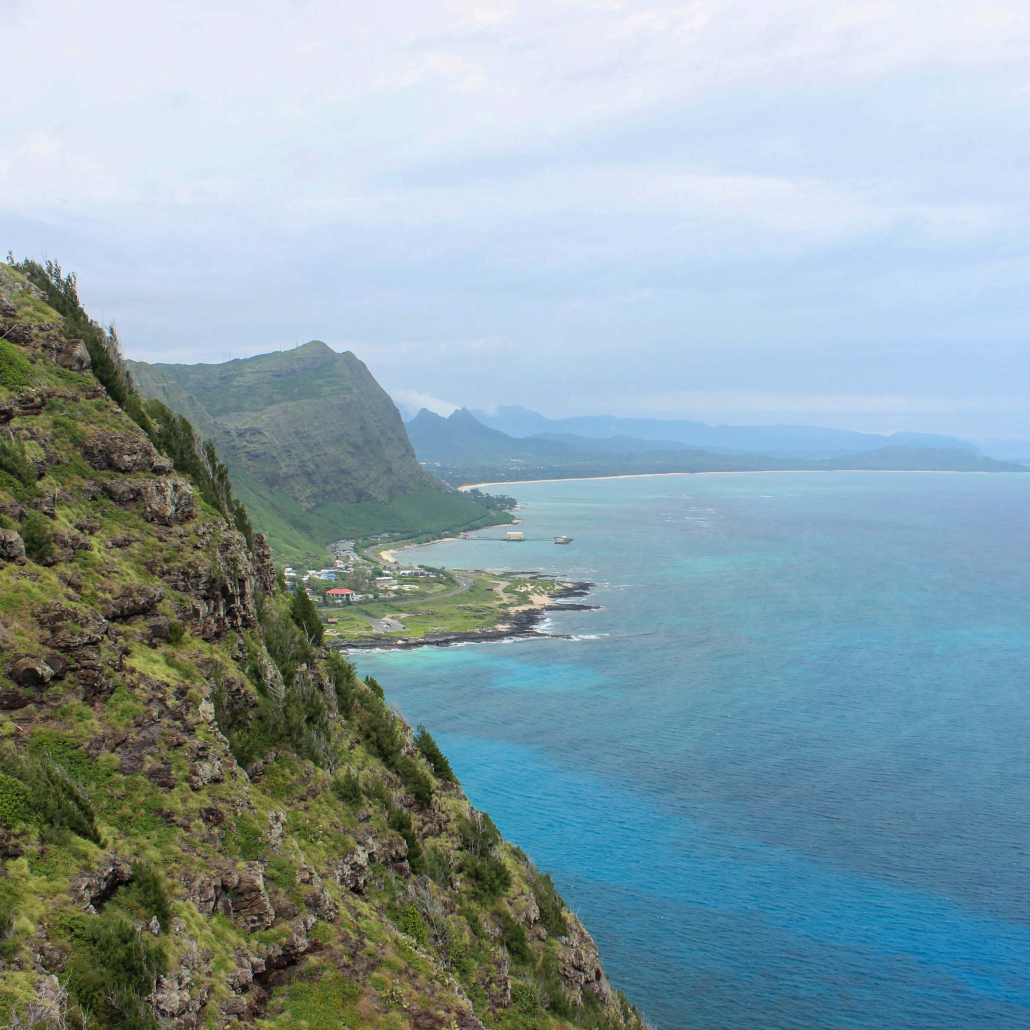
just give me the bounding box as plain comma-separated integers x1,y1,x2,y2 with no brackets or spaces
358,472,1030,1029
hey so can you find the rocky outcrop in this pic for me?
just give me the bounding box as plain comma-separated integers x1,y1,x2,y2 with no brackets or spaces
0,528,26,565
102,477,196,524
83,431,171,475
102,584,165,621
70,855,132,913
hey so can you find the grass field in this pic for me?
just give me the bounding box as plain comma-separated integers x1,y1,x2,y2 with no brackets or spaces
319,572,565,642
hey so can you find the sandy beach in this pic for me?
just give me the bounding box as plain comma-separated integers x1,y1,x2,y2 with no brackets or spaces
457,468,992,491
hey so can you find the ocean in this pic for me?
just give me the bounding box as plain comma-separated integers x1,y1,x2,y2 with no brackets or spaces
357,471,1030,1030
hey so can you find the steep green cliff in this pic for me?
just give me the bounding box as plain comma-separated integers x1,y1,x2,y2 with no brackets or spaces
0,264,644,1030
127,348,504,563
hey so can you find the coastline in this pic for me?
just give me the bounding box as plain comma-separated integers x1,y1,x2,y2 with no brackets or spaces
333,581,598,652
457,468,1000,490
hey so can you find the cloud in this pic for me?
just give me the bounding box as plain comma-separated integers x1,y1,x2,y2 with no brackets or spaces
2,0,1028,435
391,389,460,418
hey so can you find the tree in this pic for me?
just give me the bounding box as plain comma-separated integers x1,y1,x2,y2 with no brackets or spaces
289,586,324,645
415,725,457,783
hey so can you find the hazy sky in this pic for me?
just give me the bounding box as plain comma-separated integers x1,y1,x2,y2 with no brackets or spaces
3,0,1028,443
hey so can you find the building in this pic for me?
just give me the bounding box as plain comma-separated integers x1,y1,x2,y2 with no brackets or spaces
506,531,524,541
326,588,355,605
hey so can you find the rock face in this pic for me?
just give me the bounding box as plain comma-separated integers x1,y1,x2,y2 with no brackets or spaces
102,477,196,524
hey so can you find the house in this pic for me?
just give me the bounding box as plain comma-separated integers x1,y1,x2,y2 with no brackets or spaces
326,588,355,605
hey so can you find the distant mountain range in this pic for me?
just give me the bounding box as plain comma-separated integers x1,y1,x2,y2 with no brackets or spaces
408,407,1025,483
471,405,981,459
128,343,506,560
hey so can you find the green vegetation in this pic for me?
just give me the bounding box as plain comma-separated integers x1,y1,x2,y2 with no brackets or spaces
19,512,53,564
415,724,457,783
321,571,567,645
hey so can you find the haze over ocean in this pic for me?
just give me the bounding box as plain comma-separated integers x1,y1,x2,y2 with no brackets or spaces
359,472,1030,1029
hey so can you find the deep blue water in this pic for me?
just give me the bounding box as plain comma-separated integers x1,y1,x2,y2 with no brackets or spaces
358,472,1030,1030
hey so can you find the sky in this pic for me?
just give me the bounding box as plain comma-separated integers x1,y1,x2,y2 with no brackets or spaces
2,0,1029,448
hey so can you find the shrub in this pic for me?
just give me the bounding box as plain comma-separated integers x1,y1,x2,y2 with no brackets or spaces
168,621,185,645
0,436,36,489
332,769,363,805
498,911,533,965
0,751,100,844
415,725,456,783
423,845,452,888
462,852,512,902
388,806,425,875
0,773,30,826
65,912,167,1030
365,675,385,699
401,904,428,947
397,756,433,808
290,587,324,646
123,861,172,931
325,651,357,717
20,512,52,563
261,597,314,686
458,810,501,858
532,872,569,937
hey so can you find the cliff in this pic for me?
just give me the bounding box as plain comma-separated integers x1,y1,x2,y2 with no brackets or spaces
0,263,645,1030
127,349,503,563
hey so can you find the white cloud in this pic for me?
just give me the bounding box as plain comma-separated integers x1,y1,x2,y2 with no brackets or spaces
391,389,460,417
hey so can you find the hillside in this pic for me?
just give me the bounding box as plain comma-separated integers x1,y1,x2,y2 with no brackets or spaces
128,349,505,563
0,262,645,1030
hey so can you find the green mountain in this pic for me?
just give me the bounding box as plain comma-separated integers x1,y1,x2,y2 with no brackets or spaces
128,346,506,562
409,408,1024,486
0,260,645,1030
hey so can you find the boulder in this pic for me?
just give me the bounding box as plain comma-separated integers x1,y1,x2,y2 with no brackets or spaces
82,432,160,474
0,529,25,565
7,657,54,688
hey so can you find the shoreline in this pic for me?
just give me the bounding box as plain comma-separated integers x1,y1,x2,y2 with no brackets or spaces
457,468,1004,490
333,581,598,652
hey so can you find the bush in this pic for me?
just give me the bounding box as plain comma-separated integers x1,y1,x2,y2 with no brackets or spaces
168,621,185,645
415,724,457,783
389,806,424,875
0,751,100,844
325,651,357,718
332,769,363,805
458,810,501,858
462,852,512,902
0,773,30,826
397,756,433,808
124,861,172,931
0,437,36,489
20,512,52,563
365,675,385,699
65,912,167,1030
532,872,569,937
401,904,428,947
290,587,324,646
498,911,533,965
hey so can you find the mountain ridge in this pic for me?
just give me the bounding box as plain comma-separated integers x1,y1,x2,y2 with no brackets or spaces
128,349,506,561
472,404,980,459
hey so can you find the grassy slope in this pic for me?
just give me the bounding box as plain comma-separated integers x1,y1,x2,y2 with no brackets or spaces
0,265,644,1030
